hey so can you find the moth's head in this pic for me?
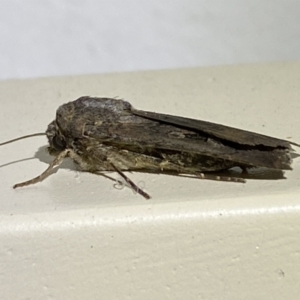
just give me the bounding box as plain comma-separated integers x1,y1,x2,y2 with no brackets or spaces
46,120,67,155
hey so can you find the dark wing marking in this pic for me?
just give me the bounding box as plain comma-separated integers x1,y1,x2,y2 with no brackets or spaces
131,109,295,149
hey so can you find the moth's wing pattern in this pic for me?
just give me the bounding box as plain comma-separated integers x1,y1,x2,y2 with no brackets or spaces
85,109,292,170
131,109,293,149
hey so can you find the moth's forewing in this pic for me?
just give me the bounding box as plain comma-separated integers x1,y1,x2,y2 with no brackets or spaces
115,124,292,170
131,109,292,149
82,100,291,170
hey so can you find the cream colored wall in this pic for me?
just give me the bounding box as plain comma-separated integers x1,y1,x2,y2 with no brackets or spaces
1,1,300,80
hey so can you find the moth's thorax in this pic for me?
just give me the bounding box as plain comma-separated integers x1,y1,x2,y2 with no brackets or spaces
45,96,135,155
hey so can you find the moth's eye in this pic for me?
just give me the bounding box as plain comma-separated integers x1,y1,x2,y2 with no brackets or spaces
52,135,66,151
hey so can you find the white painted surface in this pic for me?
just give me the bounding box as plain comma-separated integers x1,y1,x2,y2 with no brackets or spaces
1,63,300,299
1,1,300,80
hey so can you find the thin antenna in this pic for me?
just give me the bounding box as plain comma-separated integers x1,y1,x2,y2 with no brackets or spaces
0,133,46,146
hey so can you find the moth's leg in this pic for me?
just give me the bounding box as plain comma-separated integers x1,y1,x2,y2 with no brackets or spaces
110,163,151,200
90,170,149,199
191,172,246,183
152,155,246,183
68,149,151,199
13,149,70,188
132,154,246,183
162,160,246,182
90,172,126,189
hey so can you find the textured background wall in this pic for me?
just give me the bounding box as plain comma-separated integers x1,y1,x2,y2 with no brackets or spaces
1,0,300,80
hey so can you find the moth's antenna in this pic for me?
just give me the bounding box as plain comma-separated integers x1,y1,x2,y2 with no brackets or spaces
0,133,46,146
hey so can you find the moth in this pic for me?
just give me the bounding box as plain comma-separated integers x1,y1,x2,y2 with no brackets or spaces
1,96,299,199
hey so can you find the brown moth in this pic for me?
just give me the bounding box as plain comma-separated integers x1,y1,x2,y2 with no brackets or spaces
1,96,299,199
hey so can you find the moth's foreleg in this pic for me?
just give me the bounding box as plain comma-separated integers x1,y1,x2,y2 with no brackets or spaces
13,149,70,188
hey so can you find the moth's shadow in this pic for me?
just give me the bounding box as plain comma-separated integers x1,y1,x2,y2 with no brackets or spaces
0,145,68,170
219,167,286,180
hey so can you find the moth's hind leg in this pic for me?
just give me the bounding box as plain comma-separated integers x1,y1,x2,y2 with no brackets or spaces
131,153,246,183
143,157,246,183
